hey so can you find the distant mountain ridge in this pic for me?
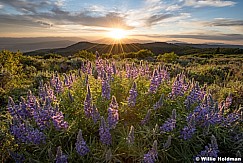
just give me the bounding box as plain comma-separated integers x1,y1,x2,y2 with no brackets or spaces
1,37,242,55
24,41,243,56
0,37,81,52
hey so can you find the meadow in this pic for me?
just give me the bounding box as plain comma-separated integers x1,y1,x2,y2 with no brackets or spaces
0,50,243,162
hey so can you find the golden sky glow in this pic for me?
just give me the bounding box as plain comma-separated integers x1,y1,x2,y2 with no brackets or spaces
108,28,128,40
0,0,242,45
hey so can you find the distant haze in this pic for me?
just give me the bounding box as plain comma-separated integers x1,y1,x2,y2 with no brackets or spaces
1,37,243,53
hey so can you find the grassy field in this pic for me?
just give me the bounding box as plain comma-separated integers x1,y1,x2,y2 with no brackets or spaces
0,50,242,162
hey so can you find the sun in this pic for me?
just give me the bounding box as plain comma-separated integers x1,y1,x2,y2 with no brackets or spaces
108,28,127,40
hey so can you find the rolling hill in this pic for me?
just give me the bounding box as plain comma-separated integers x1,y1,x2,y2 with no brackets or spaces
24,41,243,56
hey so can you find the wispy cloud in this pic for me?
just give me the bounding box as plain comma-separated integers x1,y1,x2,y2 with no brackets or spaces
165,5,182,11
132,33,243,42
0,0,242,44
183,0,236,8
0,0,52,13
166,33,243,41
145,14,174,26
207,18,243,27
0,0,133,29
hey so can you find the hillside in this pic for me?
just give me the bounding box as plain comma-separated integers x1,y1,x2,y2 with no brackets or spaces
24,41,243,56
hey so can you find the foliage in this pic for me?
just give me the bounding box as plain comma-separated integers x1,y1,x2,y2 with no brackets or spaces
157,52,178,63
0,50,243,163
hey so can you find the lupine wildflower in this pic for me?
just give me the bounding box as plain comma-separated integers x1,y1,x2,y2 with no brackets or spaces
143,140,158,163
38,80,46,101
54,74,64,94
55,146,68,163
112,62,116,75
19,96,29,119
160,109,176,133
33,103,52,130
92,104,100,124
107,96,119,129
75,130,89,156
52,111,69,130
224,93,232,109
86,61,92,74
8,96,29,120
195,135,219,159
26,90,37,116
185,81,204,108
149,69,159,93
160,66,170,82
128,82,138,107
163,135,172,149
152,124,159,137
102,73,111,100
141,109,151,125
153,94,164,110
84,85,92,118
99,116,112,145
181,114,196,140
63,73,70,88
9,151,25,163
127,125,134,144
169,74,184,98
10,121,46,144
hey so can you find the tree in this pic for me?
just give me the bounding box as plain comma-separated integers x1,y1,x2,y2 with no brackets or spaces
157,52,178,63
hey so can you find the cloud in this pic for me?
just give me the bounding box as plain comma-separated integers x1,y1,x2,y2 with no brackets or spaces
36,21,53,27
0,0,134,29
165,5,182,11
183,0,236,8
167,33,243,41
135,33,243,41
146,14,174,26
0,9,133,30
207,18,243,27
0,0,52,13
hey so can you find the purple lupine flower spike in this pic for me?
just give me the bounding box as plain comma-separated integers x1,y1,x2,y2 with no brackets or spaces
102,73,111,100
128,82,138,107
169,73,187,98
9,151,25,163
160,109,176,133
10,121,46,144
163,135,172,149
141,109,151,125
84,85,92,118
224,93,232,109
51,104,68,130
149,69,159,93
185,81,204,108
52,111,69,130
55,146,68,163
92,104,100,124
181,114,196,140
195,135,219,159
7,97,17,117
75,129,90,156
143,140,158,163
127,125,135,144
153,94,164,110
107,96,119,129
99,116,112,145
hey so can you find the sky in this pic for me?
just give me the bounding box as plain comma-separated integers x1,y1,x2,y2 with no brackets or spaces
0,0,243,44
